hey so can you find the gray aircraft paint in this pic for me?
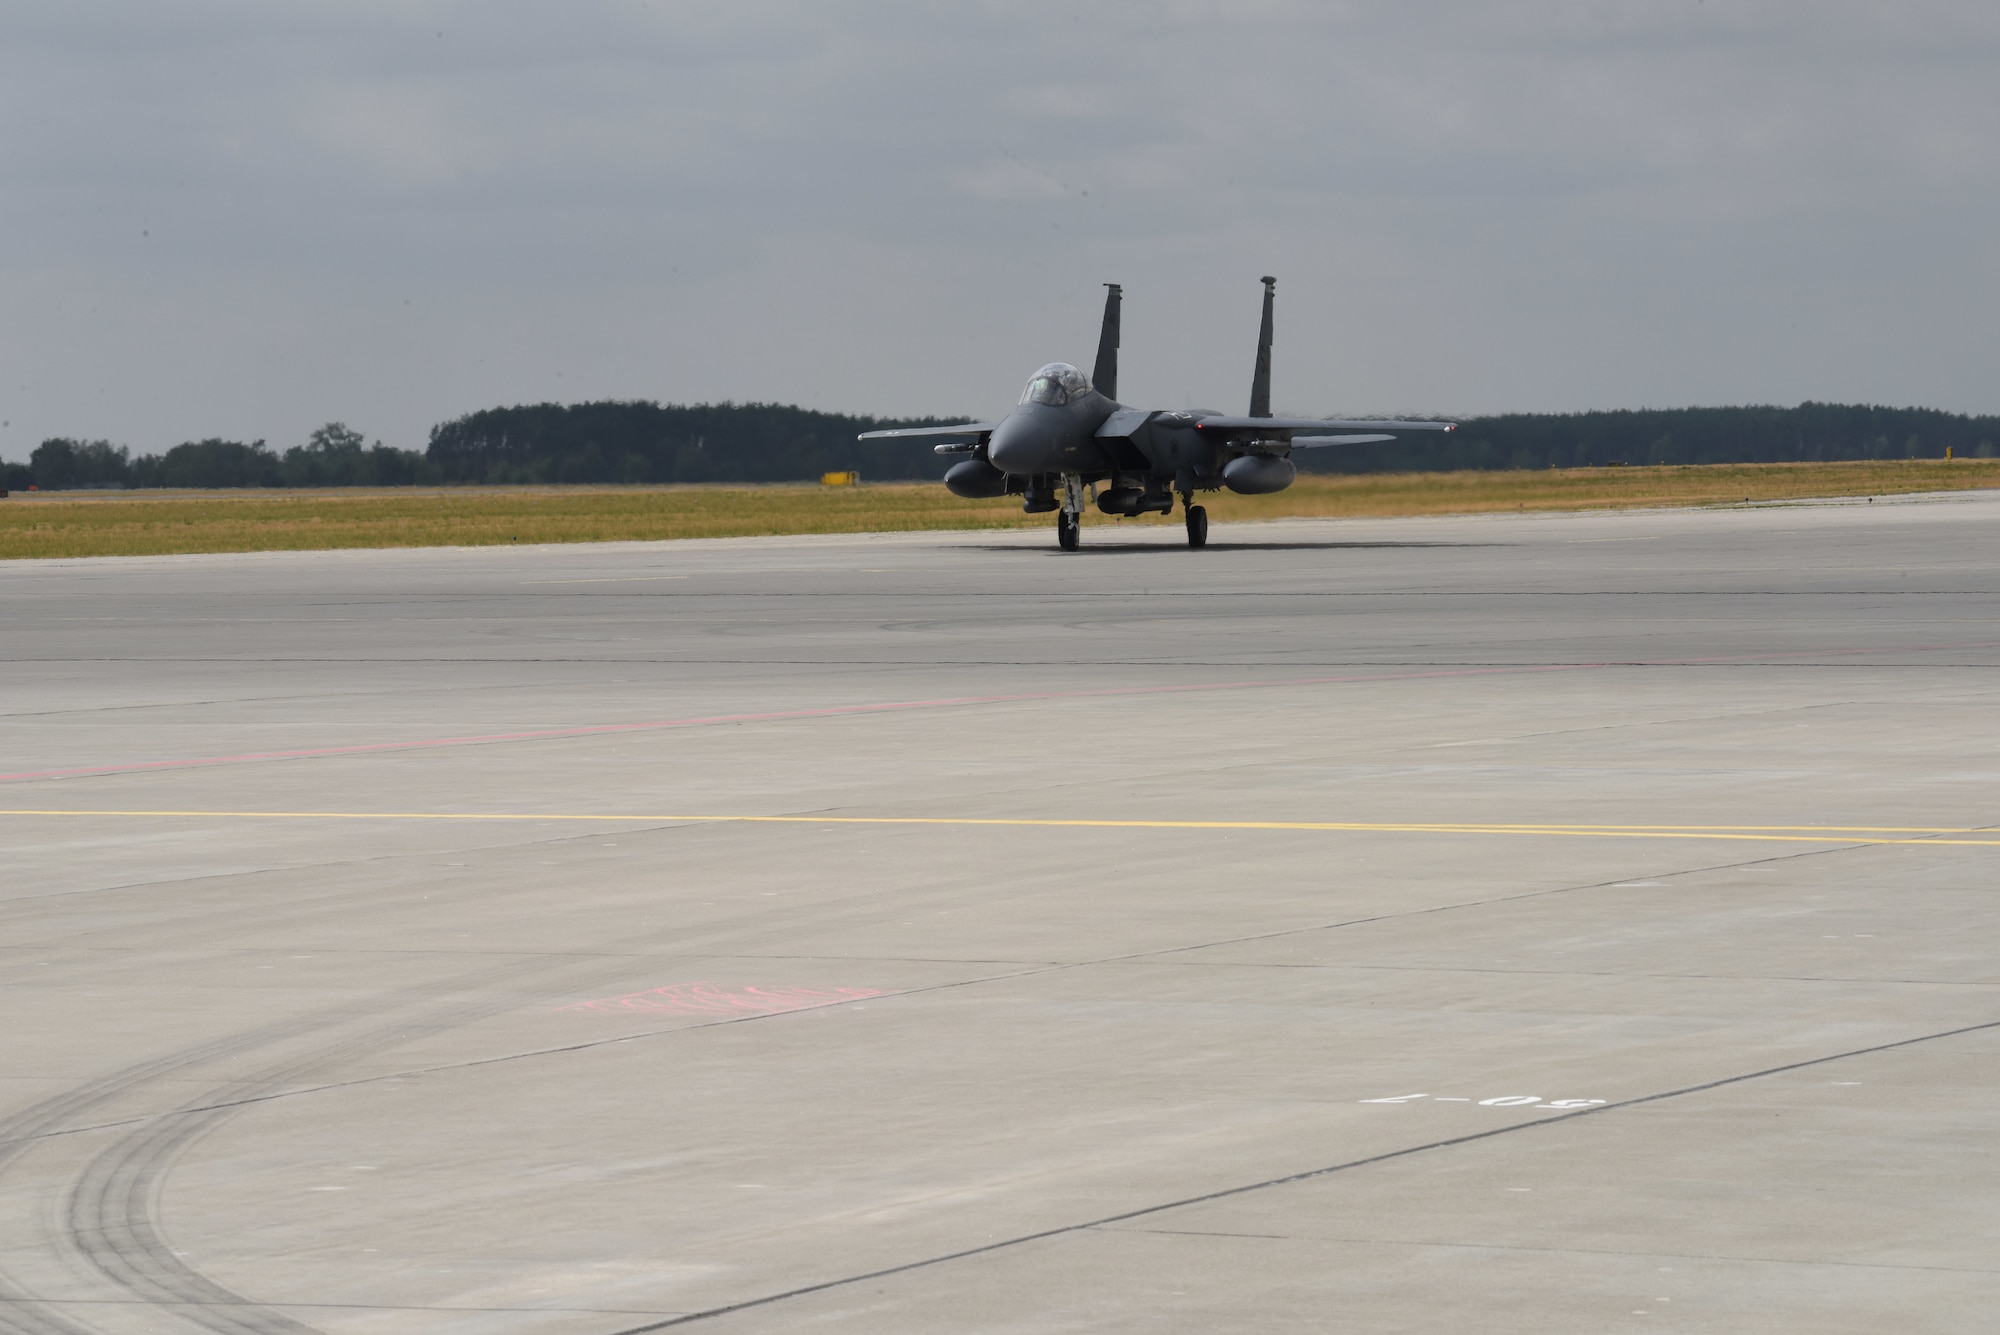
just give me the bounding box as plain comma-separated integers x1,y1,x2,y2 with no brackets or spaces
858,278,1456,548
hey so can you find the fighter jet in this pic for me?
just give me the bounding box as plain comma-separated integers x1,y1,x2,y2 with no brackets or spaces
858,277,1456,549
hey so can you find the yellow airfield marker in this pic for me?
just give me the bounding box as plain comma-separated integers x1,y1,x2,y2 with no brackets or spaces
3,809,1999,846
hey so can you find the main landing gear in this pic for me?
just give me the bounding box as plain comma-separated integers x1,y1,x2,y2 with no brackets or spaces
1056,473,1084,551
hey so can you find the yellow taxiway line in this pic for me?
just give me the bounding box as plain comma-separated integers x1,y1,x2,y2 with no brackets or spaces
4,810,1999,846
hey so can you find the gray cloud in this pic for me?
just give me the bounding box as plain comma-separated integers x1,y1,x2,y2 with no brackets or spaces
4,1,1997,460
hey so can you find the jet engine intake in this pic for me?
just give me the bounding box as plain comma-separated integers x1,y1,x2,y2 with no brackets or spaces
943,458,1010,499
1095,487,1172,517
1221,453,1296,495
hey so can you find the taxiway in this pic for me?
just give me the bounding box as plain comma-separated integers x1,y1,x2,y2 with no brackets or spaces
4,492,1998,1333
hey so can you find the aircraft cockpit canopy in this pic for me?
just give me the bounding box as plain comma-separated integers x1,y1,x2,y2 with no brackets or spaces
1020,363,1091,407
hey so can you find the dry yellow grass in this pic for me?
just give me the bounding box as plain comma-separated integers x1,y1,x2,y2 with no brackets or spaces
1200,458,2000,518
0,484,1040,560
3,459,1996,560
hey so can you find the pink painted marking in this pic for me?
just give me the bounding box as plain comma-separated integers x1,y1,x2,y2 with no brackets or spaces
6,639,1993,785
2,697,1020,782
0,670,1563,783
563,982,887,1016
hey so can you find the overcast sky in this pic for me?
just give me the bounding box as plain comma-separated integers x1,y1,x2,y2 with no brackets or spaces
3,1,1997,460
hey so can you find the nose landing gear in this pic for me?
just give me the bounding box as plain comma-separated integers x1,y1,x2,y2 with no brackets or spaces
1056,473,1084,551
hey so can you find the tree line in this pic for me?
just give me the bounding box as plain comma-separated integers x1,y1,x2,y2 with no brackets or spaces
13,424,438,491
1300,402,2000,475
424,402,966,484
6,405,961,491
9,400,1998,492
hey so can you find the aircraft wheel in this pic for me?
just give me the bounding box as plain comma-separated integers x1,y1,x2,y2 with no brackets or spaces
1185,504,1208,549
1057,511,1080,551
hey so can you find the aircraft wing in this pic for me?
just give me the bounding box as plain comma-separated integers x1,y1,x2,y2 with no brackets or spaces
1193,417,1457,434
856,422,998,441
1291,433,1395,448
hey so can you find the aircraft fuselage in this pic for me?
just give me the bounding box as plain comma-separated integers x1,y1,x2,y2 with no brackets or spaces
976,389,1243,516
987,396,1114,477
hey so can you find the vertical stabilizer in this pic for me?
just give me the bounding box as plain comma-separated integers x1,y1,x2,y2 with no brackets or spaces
1248,273,1280,413
1092,283,1122,400
1249,275,1276,417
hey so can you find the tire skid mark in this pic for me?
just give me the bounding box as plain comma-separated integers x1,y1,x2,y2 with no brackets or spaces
0,953,593,1335
58,960,590,1335
0,1009,367,1335
0,1306,94,1335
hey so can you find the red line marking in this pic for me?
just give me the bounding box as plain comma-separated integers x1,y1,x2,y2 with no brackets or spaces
563,983,888,1015
0,668,1564,782
6,640,1992,785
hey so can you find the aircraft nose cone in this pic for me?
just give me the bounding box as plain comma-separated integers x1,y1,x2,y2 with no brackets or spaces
987,415,1051,476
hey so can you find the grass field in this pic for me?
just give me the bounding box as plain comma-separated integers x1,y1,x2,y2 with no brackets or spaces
4,459,1997,560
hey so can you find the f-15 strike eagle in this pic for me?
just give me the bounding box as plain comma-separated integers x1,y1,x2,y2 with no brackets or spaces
858,277,1456,550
